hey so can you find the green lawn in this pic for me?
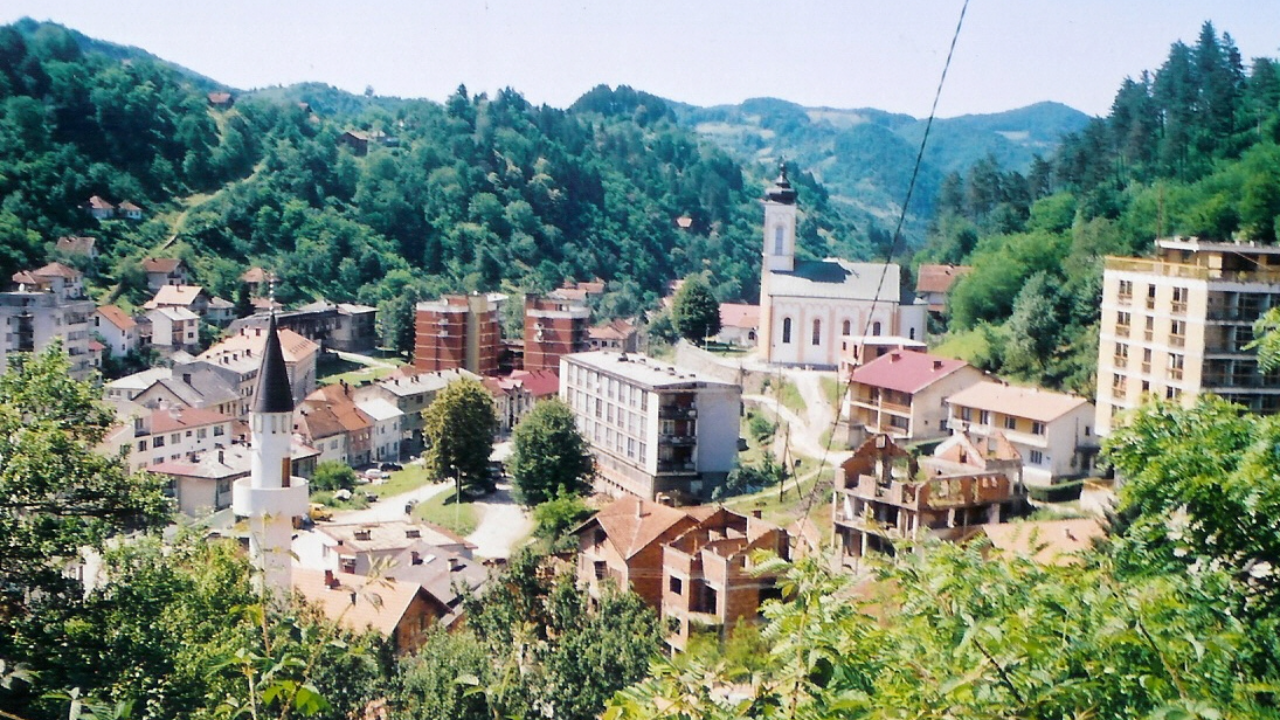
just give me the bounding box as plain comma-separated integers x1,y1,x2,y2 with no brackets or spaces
310,489,369,511
775,379,807,416
820,376,843,408
931,327,993,364
414,488,480,536
317,352,398,387
375,463,440,497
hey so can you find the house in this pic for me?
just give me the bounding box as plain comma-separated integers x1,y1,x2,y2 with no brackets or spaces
148,438,319,516
117,201,143,221
145,285,210,314
588,318,640,353
831,435,1024,566
660,507,789,652
976,518,1105,566
549,279,606,304
198,325,320,406
715,304,759,347
354,368,480,456
382,541,490,628
1,263,95,379
142,257,189,290
292,568,445,654
55,236,98,261
294,520,476,576
842,350,985,441
145,306,201,353
946,381,1098,487
355,396,404,462
757,167,926,368
131,367,243,419
206,296,236,327
207,91,234,108
82,196,115,220
94,305,138,358
299,383,375,466
560,351,742,501
338,130,370,156
230,301,378,352
915,264,971,314
102,406,234,473
104,367,173,403
575,497,705,609
241,267,269,294
483,374,532,433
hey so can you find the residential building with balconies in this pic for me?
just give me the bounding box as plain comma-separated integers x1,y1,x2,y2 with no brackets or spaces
2,262,95,379
413,293,505,375
559,351,741,501
843,349,985,441
524,295,589,373
1097,237,1280,435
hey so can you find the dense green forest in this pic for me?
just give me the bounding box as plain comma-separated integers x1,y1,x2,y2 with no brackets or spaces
921,22,1280,396
0,20,874,355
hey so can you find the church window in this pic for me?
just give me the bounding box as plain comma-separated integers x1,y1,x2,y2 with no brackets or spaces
842,319,851,336
812,319,821,345
773,226,785,254
782,318,792,344
909,327,916,340
872,321,882,336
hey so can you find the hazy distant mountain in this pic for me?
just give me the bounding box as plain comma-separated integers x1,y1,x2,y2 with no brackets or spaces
673,97,1090,231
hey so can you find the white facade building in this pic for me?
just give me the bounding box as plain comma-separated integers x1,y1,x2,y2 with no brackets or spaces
757,168,925,368
559,351,741,501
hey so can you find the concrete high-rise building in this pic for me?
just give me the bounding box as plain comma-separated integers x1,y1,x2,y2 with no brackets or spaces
413,293,505,375
1,262,95,380
523,295,589,373
232,314,309,594
1096,237,1280,436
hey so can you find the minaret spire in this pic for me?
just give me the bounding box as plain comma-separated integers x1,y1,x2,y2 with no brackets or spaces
233,284,307,596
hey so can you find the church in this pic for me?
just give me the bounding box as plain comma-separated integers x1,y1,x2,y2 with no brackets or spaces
757,167,925,368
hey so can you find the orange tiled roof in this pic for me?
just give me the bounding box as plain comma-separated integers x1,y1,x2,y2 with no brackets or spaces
96,305,136,331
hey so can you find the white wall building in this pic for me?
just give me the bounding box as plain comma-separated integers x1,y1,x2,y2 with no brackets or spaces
559,351,741,501
2,262,95,379
757,167,926,368
945,381,1098,488
355,397,404,462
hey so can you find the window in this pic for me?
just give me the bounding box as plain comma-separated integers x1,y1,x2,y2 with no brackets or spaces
1118,279,1133,299
1004,416,1016,430
1031,421,1045,435
153,435,165,448
872,321,882,336
773,225,785,254
197,428,207,440
137,440,148,452
960,407,972,422
842,319,851,336
170,433,180,444
979,410,990,425
811,319,821,346
1029,450,1044,465
669,576,683,595
1117,311,1131,329
594,561,607,580
782,318,792,344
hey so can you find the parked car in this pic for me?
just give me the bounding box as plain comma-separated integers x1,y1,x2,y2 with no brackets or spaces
380,462,404,472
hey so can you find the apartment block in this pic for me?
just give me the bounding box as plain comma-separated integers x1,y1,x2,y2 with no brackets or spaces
2,263,95,379
413,293,504,375
1097,237,1280,435
523,295,589,373
560,351,741,501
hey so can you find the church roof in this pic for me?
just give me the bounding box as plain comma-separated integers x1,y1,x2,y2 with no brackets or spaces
767,259,902,302
765,164,797,205
253,314,295,414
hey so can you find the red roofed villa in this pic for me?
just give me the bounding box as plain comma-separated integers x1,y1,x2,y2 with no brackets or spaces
844,350,985,441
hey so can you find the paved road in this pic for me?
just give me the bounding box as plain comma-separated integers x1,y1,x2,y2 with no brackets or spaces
465,482,534,559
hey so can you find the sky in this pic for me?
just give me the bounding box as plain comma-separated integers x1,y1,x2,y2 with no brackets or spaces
3,1,1278,119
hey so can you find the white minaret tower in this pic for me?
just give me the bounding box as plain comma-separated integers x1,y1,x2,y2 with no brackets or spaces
762,163,798,273
232,311,308,594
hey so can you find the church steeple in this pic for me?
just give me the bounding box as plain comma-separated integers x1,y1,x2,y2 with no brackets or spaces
762,160,798,273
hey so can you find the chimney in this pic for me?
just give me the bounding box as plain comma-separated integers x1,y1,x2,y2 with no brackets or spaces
183,372,192,385
448,557,461,571
411,551,422,565
932,359,943,370
324,569,337,588
890,351,901,362
750,509,762,519
635,499,643,518
255,327,262,337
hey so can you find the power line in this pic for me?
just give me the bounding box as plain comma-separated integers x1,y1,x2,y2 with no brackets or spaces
796,0,972,531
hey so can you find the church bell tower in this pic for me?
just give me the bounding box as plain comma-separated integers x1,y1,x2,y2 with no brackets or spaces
762,163,797,273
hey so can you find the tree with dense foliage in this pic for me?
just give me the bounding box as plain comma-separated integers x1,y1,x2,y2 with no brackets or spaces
0,346,171,609
311,459,358,491
510,398,595,505
671,274,721,344
421,378,498,493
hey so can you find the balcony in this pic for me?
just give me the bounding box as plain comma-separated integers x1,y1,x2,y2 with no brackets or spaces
1141,362,1152,373
1112,355,1128,369
1143,330,1155,342
1171,301,1188,315
658,405,697,420
1106,257,1280,284
657,460,697,474
659,433,697,446
1170,335,1186,348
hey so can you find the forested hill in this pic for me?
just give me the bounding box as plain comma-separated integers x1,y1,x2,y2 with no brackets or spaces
0,20,869,353
917,21,1280,398
672,96,1090,239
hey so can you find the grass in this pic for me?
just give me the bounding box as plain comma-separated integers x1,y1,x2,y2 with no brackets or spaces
725,463,836,534
931,327,994,364
820,376,843,408
310,489,369,511
775,379,807,416
317,352,397,387
414,488,481,536
373,463,440,497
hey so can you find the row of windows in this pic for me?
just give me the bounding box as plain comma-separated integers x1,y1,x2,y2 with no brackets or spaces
955,407,1046,435
581,417,647,462
780,318,883,345
1110,374,1182,401
565,365,650,411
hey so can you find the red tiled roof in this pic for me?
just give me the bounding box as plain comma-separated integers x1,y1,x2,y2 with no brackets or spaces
719,303,759,330
117,201,142,212
978,519,1105,566
142,257,182,274
33,262,81,279
97,305,136,331
148,407,233,434
241,267,268,283
88,339,105,352
915,264,971,294
589,319,636,341
509,369,559,398
85,195,114,210
207,91,232,104
589,496,695,560
55,236,96,254
849,350,972,395
293,568,426,638
145,285,205,308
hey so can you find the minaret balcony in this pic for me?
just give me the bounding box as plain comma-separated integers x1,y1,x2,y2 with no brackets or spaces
232,477,309,518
